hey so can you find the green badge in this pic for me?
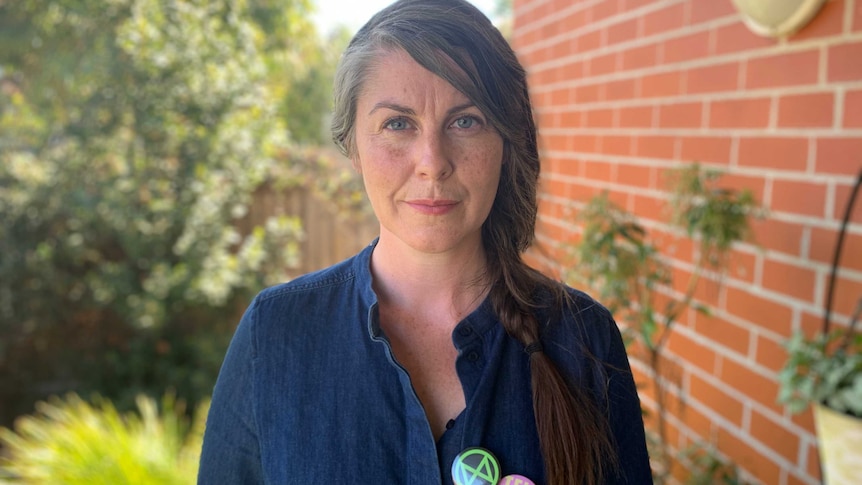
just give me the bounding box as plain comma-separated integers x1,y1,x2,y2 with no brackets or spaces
451,447,501,485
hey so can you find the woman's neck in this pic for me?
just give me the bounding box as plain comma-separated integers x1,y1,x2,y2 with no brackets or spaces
370,235,490,323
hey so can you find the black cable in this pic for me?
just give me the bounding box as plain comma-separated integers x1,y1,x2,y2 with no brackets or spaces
823,168,862,335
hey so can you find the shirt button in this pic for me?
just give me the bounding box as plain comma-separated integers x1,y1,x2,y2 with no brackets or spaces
458,326,473,337
467,351,480,362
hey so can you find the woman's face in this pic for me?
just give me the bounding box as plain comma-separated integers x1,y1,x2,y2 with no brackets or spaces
353,49,504,256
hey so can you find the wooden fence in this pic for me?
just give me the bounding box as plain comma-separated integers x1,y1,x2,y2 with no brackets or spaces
244,182,379,277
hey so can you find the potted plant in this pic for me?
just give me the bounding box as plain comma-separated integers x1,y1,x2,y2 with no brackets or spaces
777,170,862,485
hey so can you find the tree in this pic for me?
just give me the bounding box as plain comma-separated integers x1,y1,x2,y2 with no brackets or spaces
0,0,311,425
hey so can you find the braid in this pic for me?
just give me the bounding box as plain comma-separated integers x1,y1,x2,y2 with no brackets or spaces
484,226,616,485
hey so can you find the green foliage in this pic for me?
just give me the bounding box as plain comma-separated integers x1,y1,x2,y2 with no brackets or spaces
0,393,207,484
568,163,762,483
573,193,667,349
669,165,759,266
778,328,862,417
681,442,751,485
0,0,311,424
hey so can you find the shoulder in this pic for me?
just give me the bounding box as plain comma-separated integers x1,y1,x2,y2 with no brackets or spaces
538,283,620,361
241,243,376,339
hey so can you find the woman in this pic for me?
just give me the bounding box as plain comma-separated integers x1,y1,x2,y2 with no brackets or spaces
198,1,651,484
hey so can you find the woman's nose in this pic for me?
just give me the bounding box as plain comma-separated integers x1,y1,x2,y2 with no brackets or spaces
414,131,453,180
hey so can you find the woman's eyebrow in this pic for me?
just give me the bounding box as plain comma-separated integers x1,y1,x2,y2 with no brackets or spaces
368,102,414,116
367,102,477,117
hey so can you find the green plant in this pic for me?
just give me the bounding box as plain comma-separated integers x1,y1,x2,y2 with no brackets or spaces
568,163,761,483
0,0,318,425
778,170,862,419
0,393,208,484
778,325,862,417
680,442,751,485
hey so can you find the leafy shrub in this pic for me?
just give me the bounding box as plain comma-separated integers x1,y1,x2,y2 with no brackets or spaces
0,393,208,484
0,0,306,425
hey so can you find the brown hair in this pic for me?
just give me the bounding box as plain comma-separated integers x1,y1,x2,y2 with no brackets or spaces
331,1,617,483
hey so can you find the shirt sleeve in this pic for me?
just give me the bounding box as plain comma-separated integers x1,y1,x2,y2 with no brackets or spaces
198,298,264,484
602,314,653,484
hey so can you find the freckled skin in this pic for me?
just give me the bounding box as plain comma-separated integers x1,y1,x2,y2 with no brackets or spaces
352,49,504,257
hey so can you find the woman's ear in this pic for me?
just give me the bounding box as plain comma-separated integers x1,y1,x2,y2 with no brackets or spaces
351,155,362,174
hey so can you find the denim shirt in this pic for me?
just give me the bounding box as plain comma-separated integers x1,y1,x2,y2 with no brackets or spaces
198,241,651,484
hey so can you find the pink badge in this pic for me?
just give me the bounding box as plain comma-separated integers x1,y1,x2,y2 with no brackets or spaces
500,474,535,485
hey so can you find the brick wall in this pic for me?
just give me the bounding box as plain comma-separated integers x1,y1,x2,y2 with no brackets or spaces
512,0,862,483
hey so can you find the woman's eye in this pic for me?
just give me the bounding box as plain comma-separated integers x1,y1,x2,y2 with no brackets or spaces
384,118,410,131
452,116,480,129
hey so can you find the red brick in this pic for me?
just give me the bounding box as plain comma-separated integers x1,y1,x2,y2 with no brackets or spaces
832,275,862,318
726,248,758,284
604,79,636,101
617,105,654,128
549,87,570,105
777,93,834,128
558,8,587,33
577,29,602,53
790,0,844,41
680,401,713,440
635,135,676,159
717,427,787,484
631,193,665,221
834,183,862,223
714,22,776,55
694,312,751,356
557,61,584,82
771,179,828,217
844,89,862,128
738,137,808,171
643,3,686,36
725,286,794,334
583,160,613,182
815,137,862,175
549,38,576,60
666,330,718,374
588,52,618,76
750,218,805,257
828,41,862,82
615,163,653,189
763,258,818,302
679,136,732,165
640,70,683,98
599,135,633,156
800,311,825,341
746,50,820,89
607,17,639,45
686,62,740,94
805,441,823,482
755,334,788,373
709,98,771,128
558,110,582,129
691,0,736,24
750,408,801,463
621,43,658,71
621,0,655,11
588,0,618,22
856,0,862,31
658,102,703,128
585,108,615,128
689,374,744,425
574,83,601,103
720,356,783,413
663,31,711,65
810,227,862,272
570,134,599,153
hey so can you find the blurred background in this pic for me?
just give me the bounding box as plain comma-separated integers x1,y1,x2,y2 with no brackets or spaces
0,0,505,483
2,0,861,484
